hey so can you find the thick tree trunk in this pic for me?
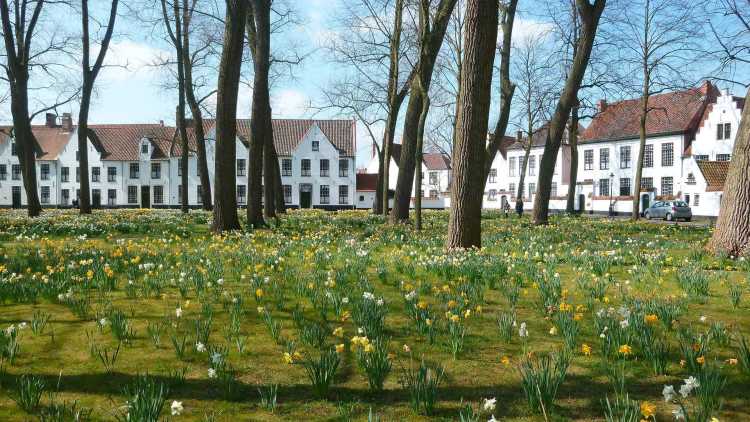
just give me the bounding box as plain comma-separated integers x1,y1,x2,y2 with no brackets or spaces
390,0,458,223
263,114,276,220
78,88,93,215
181,0,212,210
446,0,498,249
631,72,650,220
414,94,430,230
531,0,605,225
173,2,189,214
482,0,518,190
707,87,750,256
565,104,579,213
9,79,41,217
211,0,247,232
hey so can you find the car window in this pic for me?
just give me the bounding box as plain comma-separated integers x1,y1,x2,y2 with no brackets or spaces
652,202,662,207
674,201,687,207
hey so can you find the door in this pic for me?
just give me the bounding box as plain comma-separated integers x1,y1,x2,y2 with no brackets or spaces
141,186,151,209
578,194,585,213
11,186,21,208
640,194,650,215
92,189,101,208
61,189,69,206
299,184,312,208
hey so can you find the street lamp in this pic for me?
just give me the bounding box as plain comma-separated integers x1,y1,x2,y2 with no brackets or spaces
608,172,615,217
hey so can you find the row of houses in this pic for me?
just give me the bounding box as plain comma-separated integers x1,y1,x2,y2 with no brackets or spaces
0,116,358,210
362,81,739,217
0,81,740,217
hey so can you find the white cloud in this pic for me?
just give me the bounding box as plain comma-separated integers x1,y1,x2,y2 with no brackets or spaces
271,89,311,118
98,40,172,82
510,17,554,46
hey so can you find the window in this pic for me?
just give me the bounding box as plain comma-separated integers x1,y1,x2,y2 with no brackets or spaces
151,162,161,179
153,185,164,204
429,171,439,185
320,159,329,177
61,167,69,182
141,143,149,154
684,194,691,205
717,154,731,162
489,168,497,183
430,189,439,199
301,159,311,177
717,122,732,140
108,167,117,182
584,150,594,170
237,159,246,177
197,185,203,204
551,182,558,198
92,167,100,183
237,184,246,204
661,177,673,196
127,186,137,204
129,163,139,179
641,177,653,191
599,179,610,196
320,185,330,204
694,154,709,161
339,159,349,177
40,186,50,204
599,149,609,170
528,183,536,197
0,164,6,180
339,185,349,204
312,140,319,151
694,194,700,206
528,155,536,176
620,146,631,169
282,159,292,177
40,163,50,181
61,189,69,204
488,189,497,201
108,189,117,206
283,185,292,203
509,183,516,199
661,143,674,167
12,164,21,180
76,150,80,161
687,173,696,184
644,144,653,168
619,178,631,196
509,157,516,176
76,167,80,182
11,142,17,156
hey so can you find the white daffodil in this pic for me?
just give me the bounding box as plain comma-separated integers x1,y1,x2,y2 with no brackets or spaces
482,397,497,412
662,385,675,402
170,400,183,416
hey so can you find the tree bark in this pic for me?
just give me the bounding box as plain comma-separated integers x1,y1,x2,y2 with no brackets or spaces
374,147,384,214
390,0,458,223
446,0,498,249
78,0,118,215
631,49,651,220
707,87,750,256
414,93,430,230
173,2,189,214
211,0,247,232
565,103,579,213
482,0,518,190
181,0,212,210
531,0,605,225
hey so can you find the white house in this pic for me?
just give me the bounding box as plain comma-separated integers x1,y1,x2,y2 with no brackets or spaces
0,115,357,210
359,143,452,209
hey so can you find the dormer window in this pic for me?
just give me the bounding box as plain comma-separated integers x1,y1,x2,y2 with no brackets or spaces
687,173,696,185
312,140,319,151
141,142,149,154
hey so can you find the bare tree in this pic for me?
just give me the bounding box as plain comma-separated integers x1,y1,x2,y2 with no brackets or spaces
531,0,606,225
614,0,704,219
0,0,78,217
390,0,457,223
706,0,750,256
211,0,247,232
77,0,119,215
446,0,498,248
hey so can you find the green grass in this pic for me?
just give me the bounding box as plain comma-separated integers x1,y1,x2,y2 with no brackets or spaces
0,208,747,421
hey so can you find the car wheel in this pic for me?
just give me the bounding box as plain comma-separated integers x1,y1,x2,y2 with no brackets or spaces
666,213,674,221
644,211,650,219
685,217,692,222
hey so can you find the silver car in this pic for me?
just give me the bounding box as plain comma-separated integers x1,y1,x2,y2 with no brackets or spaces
643,200,692,221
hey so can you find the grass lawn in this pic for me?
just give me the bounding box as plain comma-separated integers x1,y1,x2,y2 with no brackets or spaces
0,209,748,421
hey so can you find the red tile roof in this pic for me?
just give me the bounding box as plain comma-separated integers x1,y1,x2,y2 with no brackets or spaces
88,124,176,161
0,125,73,160
356,173,378,191
581,82,719,143
389,144,451,170
696,160,730,192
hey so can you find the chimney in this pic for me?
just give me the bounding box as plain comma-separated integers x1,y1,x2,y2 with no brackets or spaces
597,99,607,113
159,120,164,127
699,80,711,95
45,113,57,128
61,113,72,132
516,130,522,141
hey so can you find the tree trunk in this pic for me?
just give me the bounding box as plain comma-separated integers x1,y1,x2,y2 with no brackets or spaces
517,143,532,203
172,2,189,214
271,147,285,214
707,87,750,256
211,0,246,232
78,85,93,215
414,94,430,230
565,104,579,213
263,112,276,220
631,70,650,220
390,0,458,223
181,0,212,210
446,0,498,249
531,0,605,225
482,0,518,189
374,148,384,214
